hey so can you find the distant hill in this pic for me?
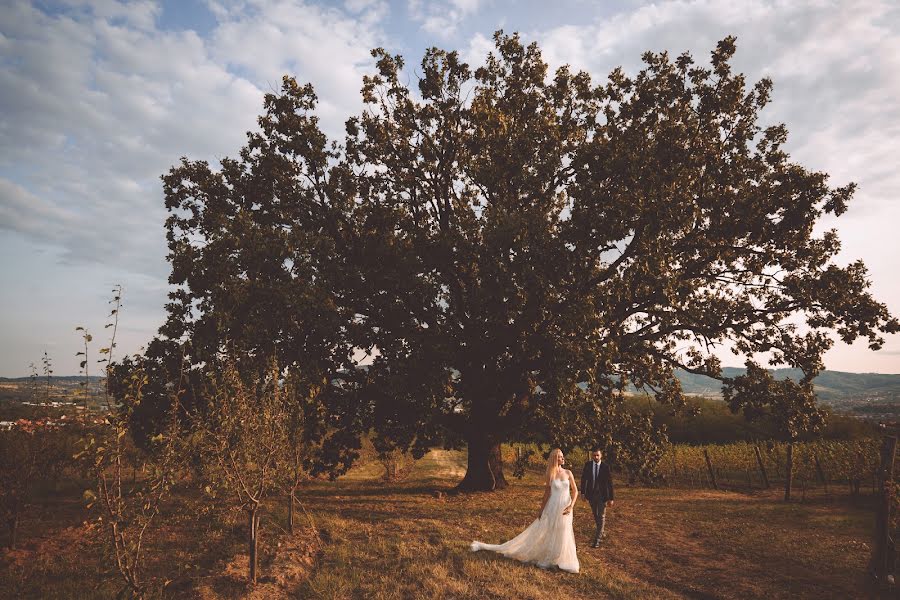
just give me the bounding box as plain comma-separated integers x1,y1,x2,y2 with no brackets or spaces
676,367,900,401
3,370,898,402
0,375,104,383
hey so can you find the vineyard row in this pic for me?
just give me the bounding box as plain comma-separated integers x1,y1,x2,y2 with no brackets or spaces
503,439,889,495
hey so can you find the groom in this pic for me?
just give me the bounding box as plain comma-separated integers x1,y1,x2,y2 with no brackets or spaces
580,446,614,548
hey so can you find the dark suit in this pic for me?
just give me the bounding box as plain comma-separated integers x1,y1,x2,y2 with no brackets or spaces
581,460,614,543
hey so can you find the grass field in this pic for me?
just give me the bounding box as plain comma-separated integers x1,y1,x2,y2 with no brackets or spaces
294,449,877,599
0,449,884,599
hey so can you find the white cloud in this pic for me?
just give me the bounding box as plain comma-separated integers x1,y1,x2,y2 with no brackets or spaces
408,0,482,38
206,0,383,136
0,2,267,281
461,30,493,67
344,0,390,25
0,179,81,239
1,0,385,270
0,0,387,375
61,0,163,31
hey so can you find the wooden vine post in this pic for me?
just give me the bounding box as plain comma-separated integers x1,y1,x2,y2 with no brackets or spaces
671,445,678,486
754,445,770,489
704,448,719,490
814,452,828,494
869,434,896,588
784,442,794,502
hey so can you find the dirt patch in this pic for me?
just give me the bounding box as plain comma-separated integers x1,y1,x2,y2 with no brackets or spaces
195,525,321,599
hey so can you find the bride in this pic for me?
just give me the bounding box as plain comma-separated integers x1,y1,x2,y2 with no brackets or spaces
470,448,580,573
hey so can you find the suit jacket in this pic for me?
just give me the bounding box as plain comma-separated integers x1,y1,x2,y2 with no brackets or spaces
580,460,614,503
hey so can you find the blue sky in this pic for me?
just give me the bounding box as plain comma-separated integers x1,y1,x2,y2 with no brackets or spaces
2,0,899,376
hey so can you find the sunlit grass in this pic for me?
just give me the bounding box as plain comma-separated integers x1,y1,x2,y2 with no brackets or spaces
290,450,875,599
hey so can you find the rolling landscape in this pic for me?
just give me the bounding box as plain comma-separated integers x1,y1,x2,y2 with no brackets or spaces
675,368,900,401
3,3,900,598
6,367,900,405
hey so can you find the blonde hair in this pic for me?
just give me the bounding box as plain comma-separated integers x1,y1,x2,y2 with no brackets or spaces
545,448,563,482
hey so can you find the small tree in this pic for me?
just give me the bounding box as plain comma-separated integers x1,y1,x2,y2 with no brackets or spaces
272,367,366,533
279,374,339,534
79,366,182,598
42,350,53,404
192,358,287,584
724,361,825,501
78,286,183,598
75,326,93,413
374,442,416,483
27,362,39,402
98,285,123,408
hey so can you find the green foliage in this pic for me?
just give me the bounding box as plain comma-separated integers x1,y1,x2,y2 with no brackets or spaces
108,339,196,451
724,362,825,442
130,73,364,477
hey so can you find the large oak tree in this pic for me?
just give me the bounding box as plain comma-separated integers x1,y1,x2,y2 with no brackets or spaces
148,32,897,492
346,32,897,490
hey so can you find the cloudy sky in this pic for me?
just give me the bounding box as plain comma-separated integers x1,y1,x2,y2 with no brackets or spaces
1,0,899,376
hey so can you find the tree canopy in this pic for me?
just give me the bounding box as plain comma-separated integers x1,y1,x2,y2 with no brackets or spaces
139,32,897,491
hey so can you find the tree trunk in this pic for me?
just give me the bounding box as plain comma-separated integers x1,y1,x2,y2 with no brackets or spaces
754,445,770,489
249,509,259,584
869,435,897,585
814,452,828,493
456,430,507,492
703,448,718,490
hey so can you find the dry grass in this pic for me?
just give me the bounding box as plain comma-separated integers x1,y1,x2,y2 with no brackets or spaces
294,450,878,599
0,449,884,599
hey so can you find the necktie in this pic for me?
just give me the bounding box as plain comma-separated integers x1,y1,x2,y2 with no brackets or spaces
594,461,599,481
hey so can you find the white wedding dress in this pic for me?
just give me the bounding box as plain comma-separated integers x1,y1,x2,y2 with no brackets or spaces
470,476,580,573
